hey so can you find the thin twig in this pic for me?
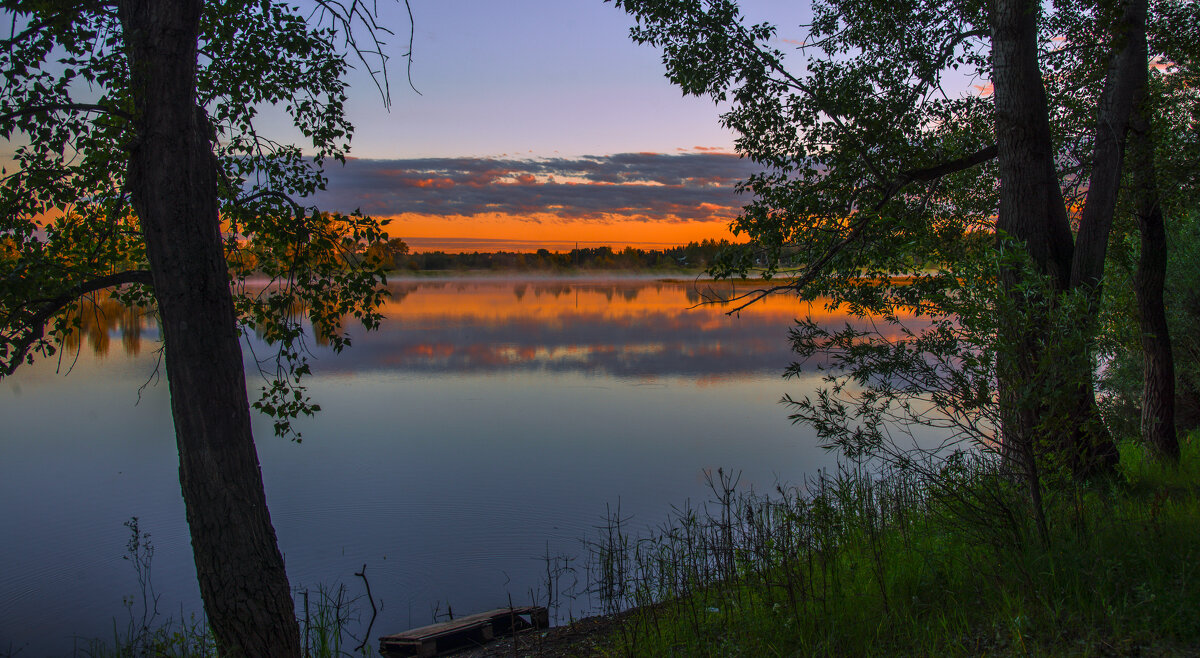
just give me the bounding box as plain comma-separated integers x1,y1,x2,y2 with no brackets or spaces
353,564,377,654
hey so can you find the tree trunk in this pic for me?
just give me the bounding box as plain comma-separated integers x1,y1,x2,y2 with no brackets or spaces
991,0,1064,478
117,1,302,655
1070,0,1149,295
1130,93,1180,461
1062,0,1148,472
991,0,1076,477
991,0,1075,287
991,0,1118,479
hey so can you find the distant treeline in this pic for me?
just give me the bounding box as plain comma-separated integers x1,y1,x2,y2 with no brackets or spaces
375,239,736,272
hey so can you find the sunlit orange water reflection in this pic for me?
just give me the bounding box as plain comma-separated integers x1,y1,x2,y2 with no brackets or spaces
335,278,825,378
65,277,910,381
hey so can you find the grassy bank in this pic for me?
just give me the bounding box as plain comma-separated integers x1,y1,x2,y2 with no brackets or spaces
586,435,1200,657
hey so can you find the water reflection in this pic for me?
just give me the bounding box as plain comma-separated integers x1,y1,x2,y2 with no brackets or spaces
328,279,817,378
65,278,844,378
55,295,156,357
65,278,912,381
2,276,913,656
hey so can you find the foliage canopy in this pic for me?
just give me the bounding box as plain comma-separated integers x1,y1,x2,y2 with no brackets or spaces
611,0,1197,479
0,0,399,437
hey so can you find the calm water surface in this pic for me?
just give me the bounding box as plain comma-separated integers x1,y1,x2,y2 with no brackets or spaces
1,277,866,655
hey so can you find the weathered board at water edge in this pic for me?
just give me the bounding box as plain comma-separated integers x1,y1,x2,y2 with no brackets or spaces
379,606,550,657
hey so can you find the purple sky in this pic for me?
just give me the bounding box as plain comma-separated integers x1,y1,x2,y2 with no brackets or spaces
334,0,812,159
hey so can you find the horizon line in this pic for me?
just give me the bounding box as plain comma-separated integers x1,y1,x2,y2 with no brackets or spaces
400,236,734,254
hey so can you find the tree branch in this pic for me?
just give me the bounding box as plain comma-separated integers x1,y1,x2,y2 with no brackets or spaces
929,29,989,77
2,269,153,377
733,19,994,201
235,189,305,216
737,25,891,184
0,102,131,124
0,3,111,50
1070,0,1149,294
719,214,872,313
717,144,998,313
402,0,420,95
873,143,998,202
901,144,998,183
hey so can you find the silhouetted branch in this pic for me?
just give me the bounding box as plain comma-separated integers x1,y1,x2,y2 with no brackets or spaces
309,0,421,103
0,2,115,50
0,102,131,123
402,0,420,94
896,144,998,185
235,189,306,217
716,144,998,313
2,269,153,376
353,564,377,654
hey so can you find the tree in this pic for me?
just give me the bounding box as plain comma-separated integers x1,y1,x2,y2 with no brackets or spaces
366,236,411,269
609,0,1187,476
1101,1,1199,459
1,0,405,653
1127,73,1178,461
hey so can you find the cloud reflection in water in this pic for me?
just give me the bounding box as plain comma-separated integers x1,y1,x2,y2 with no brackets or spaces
309,279,889,380
66,277,916,381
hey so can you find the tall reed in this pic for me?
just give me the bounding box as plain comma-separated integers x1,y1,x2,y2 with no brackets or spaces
584,438,1200,656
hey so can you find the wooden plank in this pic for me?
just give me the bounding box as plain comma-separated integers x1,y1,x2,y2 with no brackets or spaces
380,606,549,657
382,607,545,641
384,615,493,641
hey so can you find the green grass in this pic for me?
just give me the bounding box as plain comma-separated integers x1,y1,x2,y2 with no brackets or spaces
594,435,1200,657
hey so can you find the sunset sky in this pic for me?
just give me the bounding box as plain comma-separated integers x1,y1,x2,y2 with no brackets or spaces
303,0,812,252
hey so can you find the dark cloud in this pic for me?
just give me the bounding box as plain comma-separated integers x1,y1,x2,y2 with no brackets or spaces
311,152,763,221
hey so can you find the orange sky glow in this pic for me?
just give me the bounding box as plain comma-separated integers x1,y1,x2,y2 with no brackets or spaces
379,210,741,253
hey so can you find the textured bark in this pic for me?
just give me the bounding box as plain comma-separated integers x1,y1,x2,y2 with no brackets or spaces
1129,95,1180,461
1062,0,1148,473
991,0,1118,478
1060,363,1119,476
991,0,1075,287
1071,0,1150,296
117,1,302,655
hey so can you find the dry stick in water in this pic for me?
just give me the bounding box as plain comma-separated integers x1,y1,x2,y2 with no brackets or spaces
353,564,377,654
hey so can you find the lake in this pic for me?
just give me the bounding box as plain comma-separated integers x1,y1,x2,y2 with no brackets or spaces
1,276,868,655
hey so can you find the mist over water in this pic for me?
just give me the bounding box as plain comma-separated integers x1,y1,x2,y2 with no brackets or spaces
0,277,867,655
